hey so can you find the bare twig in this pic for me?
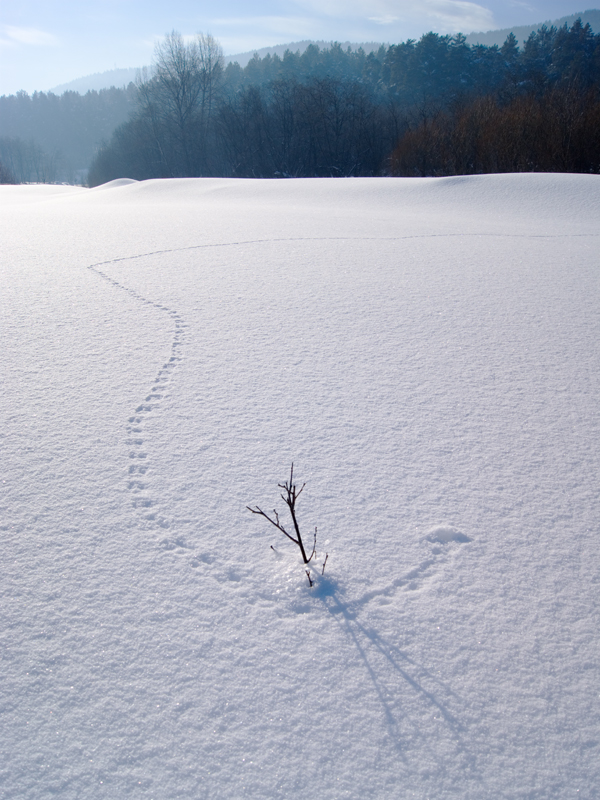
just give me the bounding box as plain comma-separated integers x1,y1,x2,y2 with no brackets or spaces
307,527,318,564
248,464,329,587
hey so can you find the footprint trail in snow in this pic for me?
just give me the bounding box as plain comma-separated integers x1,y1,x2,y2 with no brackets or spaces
332,525,473,617
88,261,191,553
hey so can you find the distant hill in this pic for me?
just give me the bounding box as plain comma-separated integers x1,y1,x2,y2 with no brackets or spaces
222,40,384,67
48,41,385,95
50,67,142,95
466,8,600,46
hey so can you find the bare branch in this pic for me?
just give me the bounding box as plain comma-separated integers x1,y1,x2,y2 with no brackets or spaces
245,504,298,544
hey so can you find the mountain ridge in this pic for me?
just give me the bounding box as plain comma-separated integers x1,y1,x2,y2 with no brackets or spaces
465,7,600,46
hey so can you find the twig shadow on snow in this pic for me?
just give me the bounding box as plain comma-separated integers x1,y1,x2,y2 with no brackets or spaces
316,576,466,757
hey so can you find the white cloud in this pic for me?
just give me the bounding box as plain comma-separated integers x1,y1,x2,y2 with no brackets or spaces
508,0,535,10
295,0,394,14
425,1,495,31
369,16,401,25
293,0,495,32
3,25,59,47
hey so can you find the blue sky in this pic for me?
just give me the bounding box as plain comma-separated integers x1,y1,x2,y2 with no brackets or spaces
0,1,594,95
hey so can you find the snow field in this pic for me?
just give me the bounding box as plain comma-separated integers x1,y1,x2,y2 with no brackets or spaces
1,174,599,799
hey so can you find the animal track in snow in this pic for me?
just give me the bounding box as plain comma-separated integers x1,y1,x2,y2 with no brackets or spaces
330,526,472,618
88,261,190,551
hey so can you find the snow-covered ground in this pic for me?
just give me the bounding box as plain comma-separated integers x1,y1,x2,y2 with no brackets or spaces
1,174,599,799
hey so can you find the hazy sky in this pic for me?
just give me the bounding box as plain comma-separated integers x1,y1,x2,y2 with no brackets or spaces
0,1,594,95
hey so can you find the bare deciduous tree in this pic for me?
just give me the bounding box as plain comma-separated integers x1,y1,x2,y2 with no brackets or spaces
136,31,224,176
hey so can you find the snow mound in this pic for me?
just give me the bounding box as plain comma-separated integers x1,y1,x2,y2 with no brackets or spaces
91,177,139,190
425,525,472,544
73,173,600,235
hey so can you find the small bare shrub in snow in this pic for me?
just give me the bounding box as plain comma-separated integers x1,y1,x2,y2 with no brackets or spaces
247,464,327,586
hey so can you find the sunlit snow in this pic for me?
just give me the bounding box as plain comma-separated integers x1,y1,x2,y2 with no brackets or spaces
1,174,599,798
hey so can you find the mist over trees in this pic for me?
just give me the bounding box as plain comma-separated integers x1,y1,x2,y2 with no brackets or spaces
0,157,17,184
0,137,62,183
0,85,137,182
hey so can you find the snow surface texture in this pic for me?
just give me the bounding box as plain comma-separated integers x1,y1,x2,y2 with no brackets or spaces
1,174,599,799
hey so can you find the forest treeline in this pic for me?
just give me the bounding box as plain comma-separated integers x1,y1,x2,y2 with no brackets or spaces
1,19,599,184
87,21,600,184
